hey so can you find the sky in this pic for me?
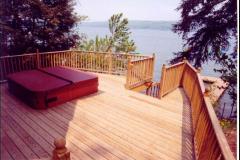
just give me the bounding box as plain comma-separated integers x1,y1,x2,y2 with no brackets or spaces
74,0,181,21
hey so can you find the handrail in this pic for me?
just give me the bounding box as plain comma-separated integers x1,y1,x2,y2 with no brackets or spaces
196,72,205,93
183,63,235,159
0,50,150,59
185,61,198,73
72,50,150,60
125,54,155,89
159,62,185,98
159,60,235,160
165,61,185,69
130,57,153,63
204,96,235,159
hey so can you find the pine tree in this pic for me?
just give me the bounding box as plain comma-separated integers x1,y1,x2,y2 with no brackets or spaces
171,0,237,107
107,13,136,52
78,13,136,53
0,0,81,55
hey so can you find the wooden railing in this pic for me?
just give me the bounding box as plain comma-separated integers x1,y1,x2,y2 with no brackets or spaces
125,54,155,89
159,62,185,98
159,60,235,160
72,50,147,75
0,50,151,82
146,82,160,98
0,53,37,81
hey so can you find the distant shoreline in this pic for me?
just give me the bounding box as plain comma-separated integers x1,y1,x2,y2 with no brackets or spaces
77,20,176,31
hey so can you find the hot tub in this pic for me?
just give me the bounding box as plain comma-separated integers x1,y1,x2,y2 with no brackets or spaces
7,66,98,109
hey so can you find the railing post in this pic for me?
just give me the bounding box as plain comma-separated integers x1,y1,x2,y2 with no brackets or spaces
196,67,201,74
159,64,166,99
36,49,40,69
183,57,188,63
125,57,132,89
108,52,112,74
52,138,70,160
151,53,155,79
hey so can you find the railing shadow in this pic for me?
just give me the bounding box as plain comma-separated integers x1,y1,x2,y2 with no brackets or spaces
178,88,195,160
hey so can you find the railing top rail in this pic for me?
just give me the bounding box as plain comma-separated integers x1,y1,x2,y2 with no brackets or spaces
183,62,206,93
72,50,109,54
38,50,71,54
196,73,205,93
73,50,151,57
0,53,37,59
130,57,154,63
0,50,151,59
0,50,72,59
165,62,185,69
184,62,234,160
185,62,198,73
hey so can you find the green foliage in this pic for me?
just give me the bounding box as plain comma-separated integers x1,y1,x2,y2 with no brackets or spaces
214,51,237,107
0,0,82,55
78,13,136,53
79,35,111,52
171,0,237,106
220,119,236,130
107,13,136,52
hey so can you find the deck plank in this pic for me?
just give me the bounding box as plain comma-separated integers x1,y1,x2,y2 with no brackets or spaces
1,73,195,160
68,94,193,159
1,120,39,159
1,145,14,160
2,94,102,160
1,110,50,158
1,130,27,160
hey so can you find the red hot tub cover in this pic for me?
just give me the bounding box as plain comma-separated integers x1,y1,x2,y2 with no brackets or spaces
7,70,69,92
7,66,98,109
39,67,98,84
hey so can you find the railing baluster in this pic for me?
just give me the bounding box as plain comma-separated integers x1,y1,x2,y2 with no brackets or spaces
6,58,11,74
0,59,4,80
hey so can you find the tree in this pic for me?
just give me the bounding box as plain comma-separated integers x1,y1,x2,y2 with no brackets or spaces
78,35,111,52
107,13,136,52
79,13,136,53
171,0,237,107
0,0,81,56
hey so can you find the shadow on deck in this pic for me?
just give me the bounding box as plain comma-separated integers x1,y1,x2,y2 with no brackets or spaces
1,73,195,160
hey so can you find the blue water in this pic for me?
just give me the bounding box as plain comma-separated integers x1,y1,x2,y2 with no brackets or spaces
76,25,220,80
76,23,234,118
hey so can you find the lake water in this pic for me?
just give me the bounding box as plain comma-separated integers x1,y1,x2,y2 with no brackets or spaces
76,25,221,80
76,24,234,118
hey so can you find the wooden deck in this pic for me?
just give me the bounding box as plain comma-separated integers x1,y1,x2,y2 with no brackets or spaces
1,73,194,160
